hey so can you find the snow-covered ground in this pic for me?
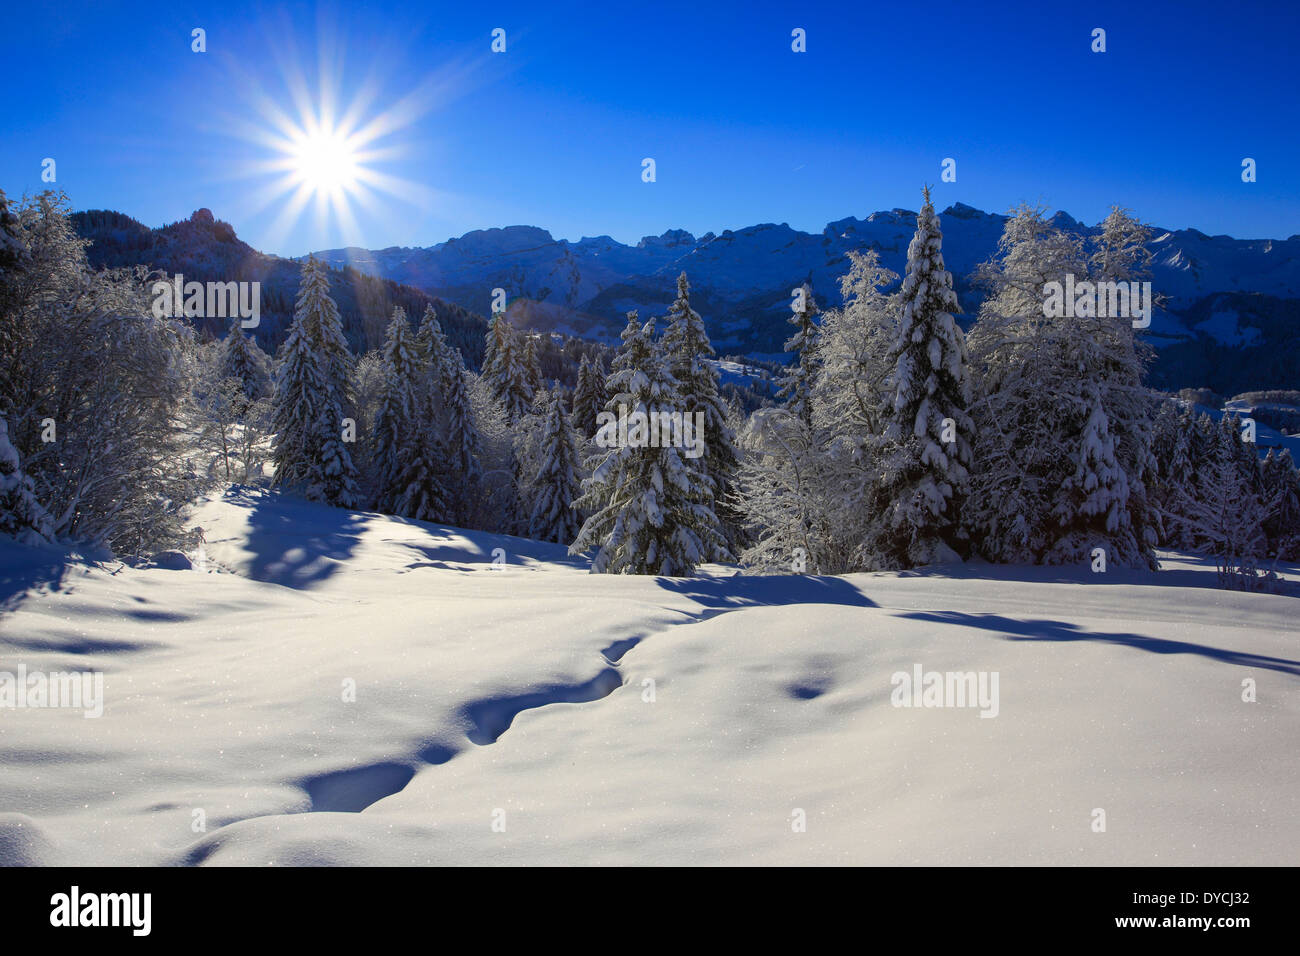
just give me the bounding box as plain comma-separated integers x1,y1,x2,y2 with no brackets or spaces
1,487,1297,866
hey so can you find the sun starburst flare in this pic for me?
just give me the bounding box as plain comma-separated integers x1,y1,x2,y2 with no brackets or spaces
213,25,468,256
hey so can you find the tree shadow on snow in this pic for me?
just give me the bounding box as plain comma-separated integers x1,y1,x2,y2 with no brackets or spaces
879,552,1300,598
234,487,368,590
898,610,1300,677
0,543,73,615
393,523,588,572
655,573,877,616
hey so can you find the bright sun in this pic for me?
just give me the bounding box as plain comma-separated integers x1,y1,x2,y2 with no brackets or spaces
291,128,361,194
229,27,451,250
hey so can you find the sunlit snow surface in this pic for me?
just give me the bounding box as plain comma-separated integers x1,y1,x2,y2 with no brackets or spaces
1,487,1297,865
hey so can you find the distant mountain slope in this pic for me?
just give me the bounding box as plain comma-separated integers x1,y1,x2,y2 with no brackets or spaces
72,209,489,365
308,203,1295,325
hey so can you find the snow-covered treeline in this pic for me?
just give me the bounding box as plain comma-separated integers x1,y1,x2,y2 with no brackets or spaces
734,190,1300,589
3,187,1299,587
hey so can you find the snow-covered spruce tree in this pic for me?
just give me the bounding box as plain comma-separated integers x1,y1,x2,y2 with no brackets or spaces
1158,409,1223,553
220,316,270,403
512,388,548,516
271,259,358,507
352,349,387,425
1148,400,1195,547
410,305,452,473
1168,450,1273,590
485,314,532,423
482,311,503,380
415,305,450,383
965,204,1156,568
1193,409,1220,459
660,271,739,556
578,354,608,440
0,191,196,553
527,392,583,544
298,257,356,419
393,419,452,523
271,303,330,491
868,188,974,568
570,312,728,575
588,355,607,411
0,414,53,543
570,355,601,439
441,347,482,523
382,306,451,523
523,334,542,392
1050,385,1133,556
776,281,820,426
1261,448,1300,561
466,370,518,532
369,307,421,512
415,303,441,352
1222,413,1264,495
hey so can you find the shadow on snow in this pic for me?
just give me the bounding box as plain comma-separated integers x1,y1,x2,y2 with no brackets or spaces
232,486,367,590
898,609,1300,677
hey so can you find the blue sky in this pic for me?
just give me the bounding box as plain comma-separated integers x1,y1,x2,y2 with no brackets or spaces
3,0,1297,256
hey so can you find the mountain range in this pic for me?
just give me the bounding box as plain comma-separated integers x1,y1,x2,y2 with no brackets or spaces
68,202,1300,396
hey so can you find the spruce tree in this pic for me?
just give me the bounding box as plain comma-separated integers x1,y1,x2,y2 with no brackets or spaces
1051,386,1133,558
0,414,52,543
1149,401,1195,546
588,355,607,416
570,312,728,575
416,305,449,381
776,281,820,426
378,305,450,523
298,257,355,418
528,392,583,544
660,271,738,556
442,346,482,523
393,424,451,523
413,304,451,445
523,334,542,392
271,303,332,495
1171,451,1272,589
272,258,358,507
489,318,532,423
220,316,270,403
483,312,504,380
1261,449,1300,560
371,307,421,512
571,355,603,440
872,187,973,567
